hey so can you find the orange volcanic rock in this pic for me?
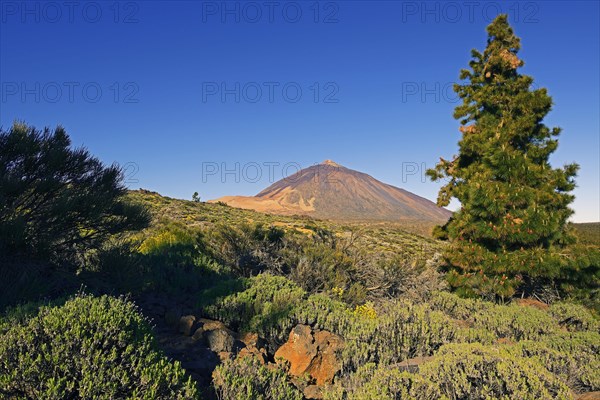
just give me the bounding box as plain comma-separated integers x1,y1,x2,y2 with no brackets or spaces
274,325,343,386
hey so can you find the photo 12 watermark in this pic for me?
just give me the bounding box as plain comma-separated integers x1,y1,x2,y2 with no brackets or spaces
200,161,349,184
199,161,435,185
401,80,540,103
400,162,431,183
1,81,140,104
201,81,339,104
400,1,540,24
1,1,140,24
200,1,339,24
116,161,140,184
401,82,459,104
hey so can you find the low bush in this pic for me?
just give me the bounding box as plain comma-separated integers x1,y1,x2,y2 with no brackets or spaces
323,363,442,400
205,220,447,307
138,223,205,265
510,338,600,393
472,304,559,341
202,274,305,349
296,296,487,370
212,356,303,400
325,342,573,400
372,254,448,303
430,292,561,341
548,302,599,332
206,223,286,277
419,343,572,400
84,222,228,297
282,232,357,299
540,330,600,355
0,294,197,399
0,297,69,335
203,275,494,372
534,331,600,392
429,291,493,321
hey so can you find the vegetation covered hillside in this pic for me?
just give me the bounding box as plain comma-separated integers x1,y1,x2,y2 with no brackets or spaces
129,189,444,261
2,15,600,400
574,222,600,246
5,178,599,398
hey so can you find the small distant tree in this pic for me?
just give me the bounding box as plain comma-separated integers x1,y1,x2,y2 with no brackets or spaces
0,123,150,264
427,15,578,298
192,192,200,202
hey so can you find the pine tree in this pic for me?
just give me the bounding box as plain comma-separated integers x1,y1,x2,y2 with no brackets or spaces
427,15,578,298
0,122,150,265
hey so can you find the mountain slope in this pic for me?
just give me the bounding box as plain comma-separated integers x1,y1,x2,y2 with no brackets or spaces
212,160,452,223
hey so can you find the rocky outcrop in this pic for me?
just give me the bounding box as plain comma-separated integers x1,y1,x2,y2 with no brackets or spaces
238,332,266,349
206,328,235,353
134,294,243,389
310,330,344,385
178,315,197,336
275,325,317,375
275,324,343,386
238,345,269,364
137,293,332,396
304,384,323,399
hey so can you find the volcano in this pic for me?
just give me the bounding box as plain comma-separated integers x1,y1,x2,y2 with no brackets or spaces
212,160,452,223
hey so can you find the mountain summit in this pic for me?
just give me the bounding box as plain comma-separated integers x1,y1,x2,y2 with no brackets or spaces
212,161,451,223
321,159,341,167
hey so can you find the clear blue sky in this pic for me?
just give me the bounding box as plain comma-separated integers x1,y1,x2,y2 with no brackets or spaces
1,1,598,221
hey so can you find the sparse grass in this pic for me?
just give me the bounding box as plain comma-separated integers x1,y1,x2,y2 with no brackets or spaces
127,189,444,260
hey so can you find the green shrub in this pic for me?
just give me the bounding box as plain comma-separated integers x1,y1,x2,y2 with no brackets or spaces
138,223,204,264
212,356,303,400
540,330,600,355
298,298,488,370
0,260,77,310
0,297,69,335
323,363,442,400
535,331,600,391
283,233,356,299
86,222,228,296
419,343,572,400
325,342,575,400
430,292,592,341
0,294,197,399
197,277,247,310
206,223,285,277
372,254,448,303
202,274,305,347
0,123,150,265
204,275,493,372
429,291,493,321
548,302,599,332
472,304,559,341
510,339,600,392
